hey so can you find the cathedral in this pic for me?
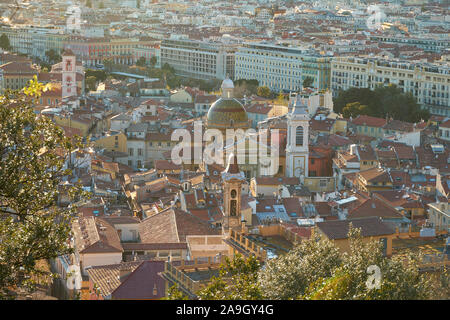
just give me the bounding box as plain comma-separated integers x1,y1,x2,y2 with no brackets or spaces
205,79,310,234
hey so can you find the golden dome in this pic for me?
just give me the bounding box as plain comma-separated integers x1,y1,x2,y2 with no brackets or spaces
206,78,249,130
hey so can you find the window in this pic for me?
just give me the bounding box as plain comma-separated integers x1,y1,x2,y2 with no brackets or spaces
138,148,143,156
295,126,304,146
319,179,327,187
128,148,134,156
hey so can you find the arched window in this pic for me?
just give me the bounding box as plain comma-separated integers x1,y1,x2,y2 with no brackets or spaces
296,126,304,146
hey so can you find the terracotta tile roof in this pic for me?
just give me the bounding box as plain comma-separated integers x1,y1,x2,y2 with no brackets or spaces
316,217,395,240
314,202,332,216
246,104,272,115
101,216,140,225
282,197,304,217
383,120,415,132
154,160,182,171
357,145,377,161
189,208,210,222
440,119,450,129
349,198,403,219
112,261,166,300
121,243,187,251
0,61,38,74
194,94,218,104
254,176,300,186
352,115,387,128
139,208,219,243
73,217,123,254
358,167,392,184
310,118,335,132
86,261,141,297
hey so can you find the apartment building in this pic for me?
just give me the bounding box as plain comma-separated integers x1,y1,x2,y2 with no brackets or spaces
0,61,39,92
235,43,331,92
369,35,450,53
0,25,68,60
160,38,237,80
65,37,155,66
331,57,450,116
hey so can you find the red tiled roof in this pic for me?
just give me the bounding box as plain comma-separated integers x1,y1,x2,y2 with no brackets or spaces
352,115,387,128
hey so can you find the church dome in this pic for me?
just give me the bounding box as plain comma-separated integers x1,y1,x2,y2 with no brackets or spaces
206,79,249,130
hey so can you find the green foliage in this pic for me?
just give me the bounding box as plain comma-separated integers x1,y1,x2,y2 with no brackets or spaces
303,227,435,300
196,226,444,300
257,86,271,98
197,254,263,300
0,34,11,51
259,234,342,299
164,284,189,300
149,56,157,68
85,69,107,83
233,79,259,98
302,76,314,88
45,49,62,65
86,76,97,92
136,57,146,67
342,102,370,119
0,77,86,298
334,85,430,123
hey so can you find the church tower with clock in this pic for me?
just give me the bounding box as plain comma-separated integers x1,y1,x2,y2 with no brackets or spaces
221,153,246,236
62,49,77,98
286,95,310,180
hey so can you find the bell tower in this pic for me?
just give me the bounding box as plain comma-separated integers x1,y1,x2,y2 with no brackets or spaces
221,153,246,235
62,48,77,98
286,95,309,179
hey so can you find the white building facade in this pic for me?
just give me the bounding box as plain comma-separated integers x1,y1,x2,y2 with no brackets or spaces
331,56,450,116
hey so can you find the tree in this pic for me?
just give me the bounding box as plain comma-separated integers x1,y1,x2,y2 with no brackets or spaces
99,2,105,9
149,56,157,68
303,227,435,300
302,76,314,88
86,76,97,92
233,79,259,98
257,86,271,98
259,235,342,299
0,77,85,298
196,226,445,300
136,57,146,67
103,58,114,72
333,85,430,123
197,254,263,300
85,69,107,83
342,102,370,119
85,0,92,8
0,34,11,51
45,49,62,65
164,284,189,300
